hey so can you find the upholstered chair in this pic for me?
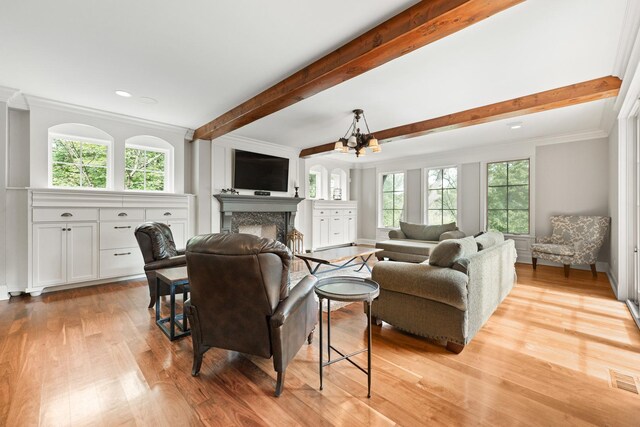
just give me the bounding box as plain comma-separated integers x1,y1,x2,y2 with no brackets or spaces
531,215,610,277
135,222,187,308
184,233,317,396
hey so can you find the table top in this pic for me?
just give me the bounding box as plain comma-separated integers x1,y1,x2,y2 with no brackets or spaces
155,266,188,284
314,276,380,302
296,245,383,264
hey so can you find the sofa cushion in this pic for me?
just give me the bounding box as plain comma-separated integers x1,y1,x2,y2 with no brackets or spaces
475,231,504,251
372,262,469,310
429,236,477,268
376,239,436,257
530,243,575,256
439,230,466,241
399,221,457,241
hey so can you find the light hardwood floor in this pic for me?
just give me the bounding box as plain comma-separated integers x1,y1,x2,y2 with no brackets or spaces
1,263,639,426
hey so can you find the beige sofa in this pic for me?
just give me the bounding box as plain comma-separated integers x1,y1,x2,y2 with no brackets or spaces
375,221,466,263
371,232,517,353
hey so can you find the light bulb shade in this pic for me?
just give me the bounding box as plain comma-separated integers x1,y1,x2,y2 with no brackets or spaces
347,135,357,147
372,145,382,153
334,140,343,151
357,147,367,156
341,146,348,154
368,137,379,147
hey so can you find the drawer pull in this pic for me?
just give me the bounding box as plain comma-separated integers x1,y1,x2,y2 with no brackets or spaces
163,212,172,216
114,252,131,256
114,226,132,229
118,212,128,217
333,233,340,235
320,219,324,222
61,212,73,217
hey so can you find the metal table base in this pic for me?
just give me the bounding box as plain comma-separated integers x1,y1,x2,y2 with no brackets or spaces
155,277,190,341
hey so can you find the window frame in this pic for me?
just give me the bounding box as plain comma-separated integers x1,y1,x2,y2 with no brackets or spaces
307,167,324,200
378,170,406,229
424,165,459,226
485,158,531,235
48,132,114,190
124,143,171,193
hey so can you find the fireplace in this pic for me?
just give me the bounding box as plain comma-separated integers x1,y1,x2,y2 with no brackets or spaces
214,194,304,245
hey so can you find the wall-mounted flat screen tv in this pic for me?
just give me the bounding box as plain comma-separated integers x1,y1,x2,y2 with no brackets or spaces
233,149,289,192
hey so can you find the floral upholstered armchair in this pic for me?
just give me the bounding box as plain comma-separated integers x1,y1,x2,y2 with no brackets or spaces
531,215,609,278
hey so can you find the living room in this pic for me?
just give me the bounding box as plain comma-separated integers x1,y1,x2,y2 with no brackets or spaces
1,0,640,425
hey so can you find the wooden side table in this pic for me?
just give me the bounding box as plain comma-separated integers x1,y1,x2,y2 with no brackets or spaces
155,266,190,341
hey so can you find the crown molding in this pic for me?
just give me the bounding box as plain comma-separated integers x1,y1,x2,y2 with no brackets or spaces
0,86,19,103
24,94,193,135
214,133,301,156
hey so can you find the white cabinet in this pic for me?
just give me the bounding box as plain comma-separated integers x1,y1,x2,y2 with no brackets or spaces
33,222,98,287
167,220,187,249
311,201,357,250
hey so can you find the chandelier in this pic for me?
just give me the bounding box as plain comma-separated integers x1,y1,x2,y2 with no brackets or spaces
334,109,381,157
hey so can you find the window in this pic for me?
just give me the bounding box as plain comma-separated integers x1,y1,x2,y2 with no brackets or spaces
381,172,404,228
308,165,326,199
487,159,529,234
426,167,457,225
125,147,167,191
50,137,109,189
330,168,347,200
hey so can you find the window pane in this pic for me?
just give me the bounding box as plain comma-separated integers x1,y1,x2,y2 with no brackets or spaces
125,147,146,170
393,192,404,210
488,186,507,209
51,139,80,164
428,210,442,225
382,192,394,210
309,173,317,198
443,167,457,189
82,143,108,167
488,162,507,186
146,172,165,191
382,210,394,228
508,160,529,185
443,209,457,224
442,188,457,211
126,170,145,190
393,210,403,228
82,166,107,188
428,169,442,189
52,163,81,187
428,189,442,209
508,185,529,209
382,174,393,191
509,210,529,234
147,151,165,172
488,210,507,232
393,173,404,191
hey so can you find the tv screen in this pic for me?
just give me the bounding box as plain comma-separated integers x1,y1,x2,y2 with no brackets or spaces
233,150,289,192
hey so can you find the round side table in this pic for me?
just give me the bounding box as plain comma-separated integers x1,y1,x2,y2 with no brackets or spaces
314,276,380,398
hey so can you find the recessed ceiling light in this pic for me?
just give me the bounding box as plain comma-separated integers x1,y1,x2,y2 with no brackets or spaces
115,90,132,98
139,97,158,104
508,122,523,130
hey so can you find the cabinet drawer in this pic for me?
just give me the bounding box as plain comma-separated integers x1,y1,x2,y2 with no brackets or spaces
33,208,98,222
100,222,140,249
100,208,144,222
331,209,345,216
99,248,144,278
313,209,331,218
146,208,187,221
346,209,356,215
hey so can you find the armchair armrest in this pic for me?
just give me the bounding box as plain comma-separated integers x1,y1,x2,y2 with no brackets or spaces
388,229,407,239
535,236,556,244
144,254,186,271
271,275,317,327
177,248,185,256
440,230,466,241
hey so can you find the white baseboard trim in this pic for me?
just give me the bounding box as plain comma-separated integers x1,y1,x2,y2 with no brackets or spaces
24,274,145,296
0,285,8,301
607,268,620,299
357,238,378,246
517,256,609,273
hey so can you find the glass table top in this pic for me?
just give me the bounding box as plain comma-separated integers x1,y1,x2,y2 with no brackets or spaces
314,276,380,302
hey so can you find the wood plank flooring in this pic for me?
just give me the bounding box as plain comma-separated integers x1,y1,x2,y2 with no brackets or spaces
1,263,639,426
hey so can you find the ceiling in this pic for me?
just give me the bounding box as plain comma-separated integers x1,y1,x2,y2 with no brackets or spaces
0,0,631,161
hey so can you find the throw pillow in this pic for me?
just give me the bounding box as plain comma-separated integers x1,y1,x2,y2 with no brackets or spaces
400,221,457,241
458,236,479,257
475,230,505,251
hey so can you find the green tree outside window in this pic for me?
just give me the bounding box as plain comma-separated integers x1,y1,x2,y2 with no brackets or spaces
308,172,317,199
427,167,457,225
51,138,108,188
125,147,166,191
381,172,404,228
487,159,529,234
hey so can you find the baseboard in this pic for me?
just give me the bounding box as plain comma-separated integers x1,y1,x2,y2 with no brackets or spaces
0,285,8,301
607,268,620,299
24,274,145,296
626,300,640,330
357,238,377,246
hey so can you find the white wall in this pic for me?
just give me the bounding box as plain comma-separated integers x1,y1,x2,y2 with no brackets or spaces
27,98,190,193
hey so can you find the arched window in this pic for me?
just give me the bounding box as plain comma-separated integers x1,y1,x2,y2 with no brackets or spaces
330,168,348,200
49,123,113,189
308,165,327,200
124,135,173,192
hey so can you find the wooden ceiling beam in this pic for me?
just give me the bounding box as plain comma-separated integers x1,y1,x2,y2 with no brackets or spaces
299,76,622,158
193,0,524,141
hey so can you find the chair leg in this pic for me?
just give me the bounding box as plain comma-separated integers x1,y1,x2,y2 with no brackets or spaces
532,257,537,270
590,264,597,278
192,350,204,376
307,330,314,345
371,315,382,326
148,294,155,309
564,265,570,278
275,371,285,397
446,341,465,354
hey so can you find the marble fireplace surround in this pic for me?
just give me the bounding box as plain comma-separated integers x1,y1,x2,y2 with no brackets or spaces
213,194,304,244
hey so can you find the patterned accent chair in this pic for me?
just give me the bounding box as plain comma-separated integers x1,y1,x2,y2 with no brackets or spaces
531,215,610,278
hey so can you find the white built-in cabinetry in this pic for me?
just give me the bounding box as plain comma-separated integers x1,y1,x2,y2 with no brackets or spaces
311,201,357,250
27,189,194,296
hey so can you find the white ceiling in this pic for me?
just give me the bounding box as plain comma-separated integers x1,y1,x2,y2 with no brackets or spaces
0,0,630,161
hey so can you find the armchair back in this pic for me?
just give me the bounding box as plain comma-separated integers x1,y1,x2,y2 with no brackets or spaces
549,215,609,264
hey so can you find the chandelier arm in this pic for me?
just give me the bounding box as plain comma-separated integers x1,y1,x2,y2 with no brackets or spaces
362,112,373,135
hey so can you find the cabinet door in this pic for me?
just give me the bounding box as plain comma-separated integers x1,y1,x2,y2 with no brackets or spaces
319,217,330,248
345,216,357,243
329,216,345,246
167,220,187,249
33,223,66,287
67,223,98,283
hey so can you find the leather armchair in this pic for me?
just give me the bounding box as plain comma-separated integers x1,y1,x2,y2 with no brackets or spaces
185,233,317,396
135,222,187,308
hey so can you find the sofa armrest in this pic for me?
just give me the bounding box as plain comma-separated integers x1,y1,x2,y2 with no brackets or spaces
144,254,186,271
177,248,186,256
439,230,466,241
388,229,407,239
